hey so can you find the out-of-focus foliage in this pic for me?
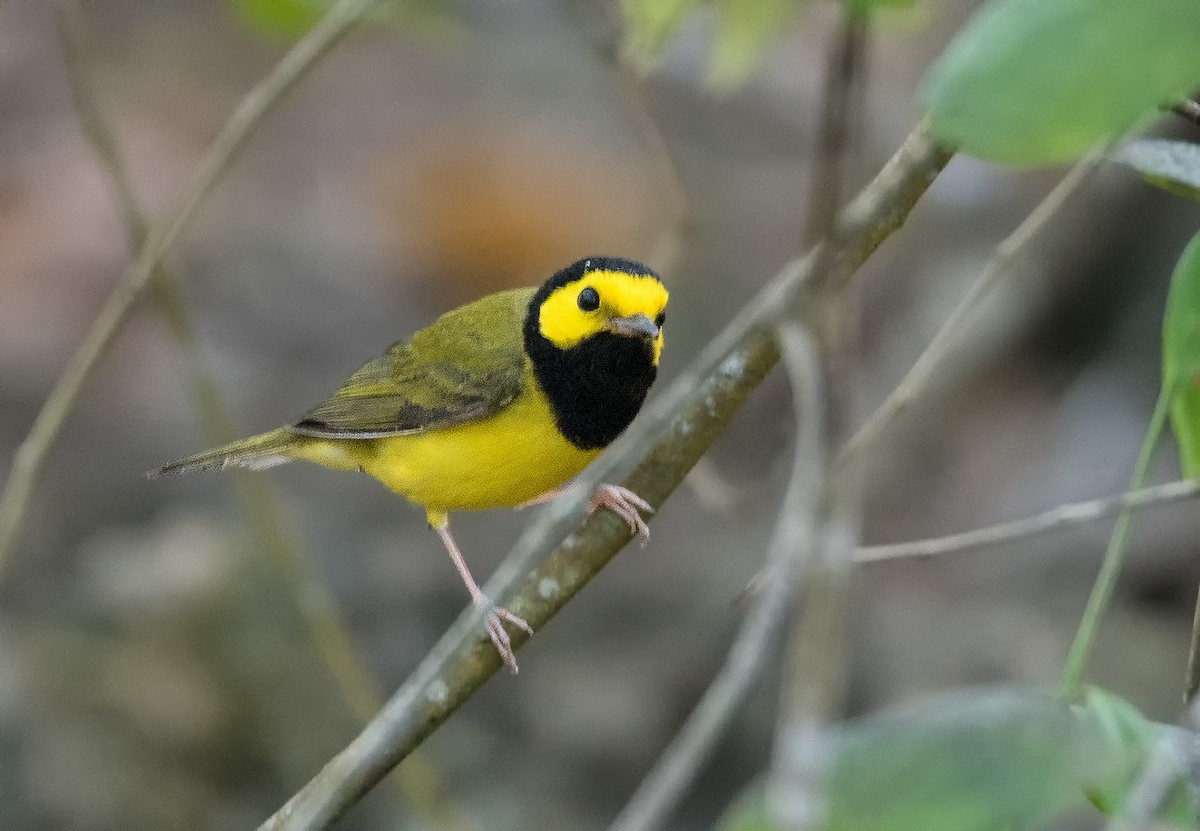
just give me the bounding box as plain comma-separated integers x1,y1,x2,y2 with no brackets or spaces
922,0,1200,166
1115,140,1200,204
708,0,802,90
231,0,452,40
620,0,806,88
1163,232,1200,478
844,0,917,20
715,687,1197,831
620,0,917,87
619,0,699,68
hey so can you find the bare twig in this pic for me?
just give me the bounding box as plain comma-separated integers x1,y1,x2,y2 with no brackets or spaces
857,478,1200,563
253,123,954,831
838,150,1102,470
608,323,825,831
769,18,866,830
803,19,866,249
54,4,469,828
0,0,384,573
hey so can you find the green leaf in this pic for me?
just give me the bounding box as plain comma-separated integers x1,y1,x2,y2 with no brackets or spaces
922,0,1200,166
1114,140,1200,203
620,0,703,70
716,687,1197,831
1074,688,1197,824
842,0,917,19
1163,232,1200,478
233,0,326,38
707,0,802,90
231,0,452,40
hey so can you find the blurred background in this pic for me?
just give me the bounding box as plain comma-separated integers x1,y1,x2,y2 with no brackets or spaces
3,0,1200,828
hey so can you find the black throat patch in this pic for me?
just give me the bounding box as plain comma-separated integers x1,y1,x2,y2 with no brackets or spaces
523,282,658,451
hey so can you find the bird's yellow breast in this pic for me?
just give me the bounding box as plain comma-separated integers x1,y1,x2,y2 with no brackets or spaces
294,372,600,519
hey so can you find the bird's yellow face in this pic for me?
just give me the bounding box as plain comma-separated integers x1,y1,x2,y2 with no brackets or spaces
536,267,669,364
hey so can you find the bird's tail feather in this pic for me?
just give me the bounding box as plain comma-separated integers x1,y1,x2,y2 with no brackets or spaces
148,428,296,478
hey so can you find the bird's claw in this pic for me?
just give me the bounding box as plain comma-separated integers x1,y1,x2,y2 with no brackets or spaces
590,484,654,548
476,598,533,674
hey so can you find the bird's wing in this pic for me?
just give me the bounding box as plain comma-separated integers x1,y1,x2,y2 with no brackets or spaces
290,288,534,438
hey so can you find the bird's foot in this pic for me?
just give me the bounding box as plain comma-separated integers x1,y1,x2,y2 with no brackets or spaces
590,484,654,548
476,598,533,674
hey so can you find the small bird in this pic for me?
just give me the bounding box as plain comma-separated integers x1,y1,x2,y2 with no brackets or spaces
151,257,668,672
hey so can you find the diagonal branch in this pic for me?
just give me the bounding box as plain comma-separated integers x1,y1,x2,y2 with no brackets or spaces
253,122,954,831
0,0,384,572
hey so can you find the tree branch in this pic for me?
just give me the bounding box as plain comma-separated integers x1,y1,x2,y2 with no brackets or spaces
0,0,384,573
857,479,1200,563
253,121,954,831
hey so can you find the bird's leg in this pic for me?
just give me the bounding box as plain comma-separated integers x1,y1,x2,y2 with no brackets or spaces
434,520,532,673
520,480,654,548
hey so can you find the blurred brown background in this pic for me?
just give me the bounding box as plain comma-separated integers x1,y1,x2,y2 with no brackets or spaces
3,0,1200,828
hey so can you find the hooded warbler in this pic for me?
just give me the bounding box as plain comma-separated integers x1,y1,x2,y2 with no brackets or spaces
152,256,668,672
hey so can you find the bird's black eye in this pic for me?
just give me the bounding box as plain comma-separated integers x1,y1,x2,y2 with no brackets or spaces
655,311,666,329
577,286,600,312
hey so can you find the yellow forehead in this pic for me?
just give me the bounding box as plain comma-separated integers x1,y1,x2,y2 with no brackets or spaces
539,270,668,350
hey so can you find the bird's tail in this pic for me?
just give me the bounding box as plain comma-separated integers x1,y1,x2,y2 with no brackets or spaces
148,428,297,478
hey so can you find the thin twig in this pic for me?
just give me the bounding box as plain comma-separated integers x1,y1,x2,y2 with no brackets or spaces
608,323,825,831
802,19,866,249
857,479,1200,563
769,17,866,830
53,4,470,828
838,150,1102,470
0,0,384,573
253,123,953,831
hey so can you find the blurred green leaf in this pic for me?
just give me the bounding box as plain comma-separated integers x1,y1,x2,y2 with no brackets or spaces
620,0,703,70
842,0,917,19
232,0,452,40
1075,688,1197,824
1163,232,1200,478
922,0,1200,166
708,0,803,90
233,0,326,38
1114,140,1200,203
716,687,1197,831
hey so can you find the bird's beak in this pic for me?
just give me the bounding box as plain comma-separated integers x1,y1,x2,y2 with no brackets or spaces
607,313,660,340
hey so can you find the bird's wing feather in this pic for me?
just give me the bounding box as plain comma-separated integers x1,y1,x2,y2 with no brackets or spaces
290,288,534,438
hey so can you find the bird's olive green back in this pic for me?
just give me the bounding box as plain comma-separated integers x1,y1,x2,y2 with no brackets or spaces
291,288,535,438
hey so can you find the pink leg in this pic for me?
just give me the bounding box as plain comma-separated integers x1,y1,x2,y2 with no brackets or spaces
589,484,654,547
435,523,533,673
521,481,654,547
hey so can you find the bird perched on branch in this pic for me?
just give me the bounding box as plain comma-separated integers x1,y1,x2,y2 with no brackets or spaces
151,256,668,672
